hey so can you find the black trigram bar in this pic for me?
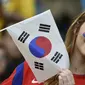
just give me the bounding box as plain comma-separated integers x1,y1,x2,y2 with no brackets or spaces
18,31,30,43
34,61,44,70
51,51,63,63
39,23,51,33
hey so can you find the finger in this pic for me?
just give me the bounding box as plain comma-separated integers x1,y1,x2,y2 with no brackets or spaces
64,69,75,85
59,76,64,85
59,72,69,85
62,69,75,85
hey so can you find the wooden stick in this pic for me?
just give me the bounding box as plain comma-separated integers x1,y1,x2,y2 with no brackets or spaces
0,28,7,32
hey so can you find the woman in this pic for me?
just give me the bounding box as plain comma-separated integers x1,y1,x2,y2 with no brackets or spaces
44,11,85,85
65,11,85,85
2,11,85,85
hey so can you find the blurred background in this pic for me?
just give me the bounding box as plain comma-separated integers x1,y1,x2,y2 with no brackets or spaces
0,0,85,83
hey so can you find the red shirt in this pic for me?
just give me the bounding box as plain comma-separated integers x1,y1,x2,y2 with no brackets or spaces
1,61,43,85
73,74,85,85
1,61,85,85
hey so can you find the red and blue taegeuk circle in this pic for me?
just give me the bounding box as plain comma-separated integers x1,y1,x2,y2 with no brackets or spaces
29,36,52,58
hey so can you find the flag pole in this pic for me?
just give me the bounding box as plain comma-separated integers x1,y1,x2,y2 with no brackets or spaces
0,28,7,32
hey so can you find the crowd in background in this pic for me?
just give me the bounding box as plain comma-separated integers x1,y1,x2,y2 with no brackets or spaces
0,0,85,83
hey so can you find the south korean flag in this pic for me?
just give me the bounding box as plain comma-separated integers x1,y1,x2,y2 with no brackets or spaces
5,10,69,83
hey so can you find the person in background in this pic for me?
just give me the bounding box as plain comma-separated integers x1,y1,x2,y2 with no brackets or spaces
0,31,24,83
0,42,8,83
0,3,25,82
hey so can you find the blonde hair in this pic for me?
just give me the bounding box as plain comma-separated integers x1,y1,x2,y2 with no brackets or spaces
65,11,85,56
44,11,85,85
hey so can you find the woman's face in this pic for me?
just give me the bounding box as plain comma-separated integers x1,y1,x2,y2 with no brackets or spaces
75,22,85,56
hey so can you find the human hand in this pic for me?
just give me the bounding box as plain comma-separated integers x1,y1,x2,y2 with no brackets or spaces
58,69,75,85
44,69,75,85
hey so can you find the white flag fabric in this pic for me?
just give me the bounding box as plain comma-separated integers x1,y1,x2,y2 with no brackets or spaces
6,10,69,83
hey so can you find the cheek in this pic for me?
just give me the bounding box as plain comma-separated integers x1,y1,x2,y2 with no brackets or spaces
76,36,85,55
76,36,83,47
